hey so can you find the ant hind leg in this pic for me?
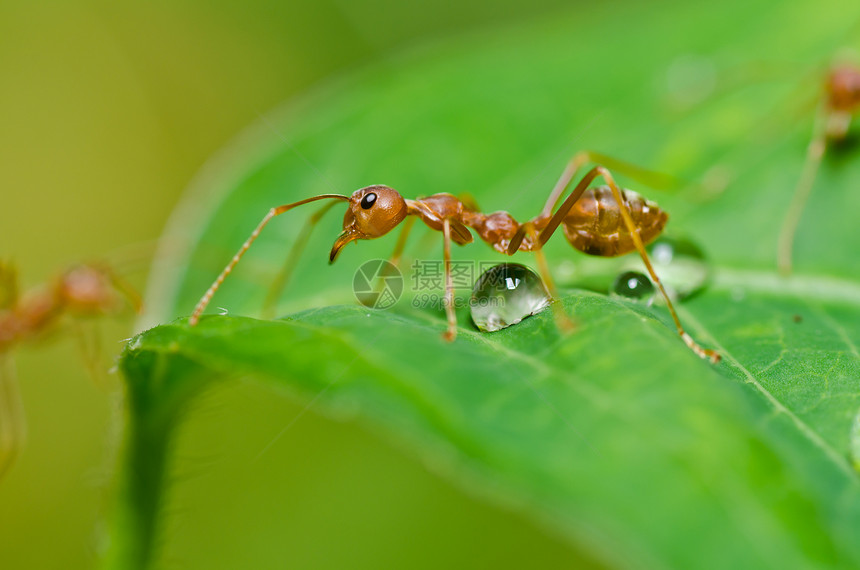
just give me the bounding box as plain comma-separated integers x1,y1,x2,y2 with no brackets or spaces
541,150,682,218
525,159,719,362
599,168,720,363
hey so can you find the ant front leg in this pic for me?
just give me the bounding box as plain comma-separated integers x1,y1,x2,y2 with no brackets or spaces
370,216,417,300
522,223,575,333
387,216,417,269
0,355,25,480
441,219,458,342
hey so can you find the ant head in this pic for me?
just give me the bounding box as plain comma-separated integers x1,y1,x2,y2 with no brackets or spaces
55,265,142,315
55,265,117,314
827,66,860,112
330,185,407,262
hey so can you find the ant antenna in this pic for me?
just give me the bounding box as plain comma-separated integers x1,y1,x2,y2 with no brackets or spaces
189,194,349,326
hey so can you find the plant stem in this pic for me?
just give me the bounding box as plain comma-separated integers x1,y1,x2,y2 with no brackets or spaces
100,350,211,570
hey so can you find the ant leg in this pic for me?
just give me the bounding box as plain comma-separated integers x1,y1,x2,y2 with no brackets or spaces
261,200,339,319
0,261,19,310
599,168,720,363
777,105,828,276
507,165,604,255
388,215,416,268
99,264,143,314
507,166,603,255
190,194,349,326
508,166,605,255
529,164,719,362
441,219,458,342
71,320,104,386
369,216,417,299
542,151,681,218
0,355,25,479
523,224,575,333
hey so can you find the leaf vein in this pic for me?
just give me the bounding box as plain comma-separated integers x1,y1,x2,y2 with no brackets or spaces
678,307,856,478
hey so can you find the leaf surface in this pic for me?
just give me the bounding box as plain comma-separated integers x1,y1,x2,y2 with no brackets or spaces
122,0,860,568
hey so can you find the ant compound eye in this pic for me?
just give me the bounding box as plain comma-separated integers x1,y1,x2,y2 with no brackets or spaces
360,192,377,209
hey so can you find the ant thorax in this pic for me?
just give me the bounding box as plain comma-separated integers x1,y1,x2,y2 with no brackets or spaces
410,187,667,257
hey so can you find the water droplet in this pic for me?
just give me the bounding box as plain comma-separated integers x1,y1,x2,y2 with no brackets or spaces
610,271,655,303
629,237,709,301
470,263,551,332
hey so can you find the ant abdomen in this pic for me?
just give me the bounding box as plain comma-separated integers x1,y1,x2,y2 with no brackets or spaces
561,186,668,256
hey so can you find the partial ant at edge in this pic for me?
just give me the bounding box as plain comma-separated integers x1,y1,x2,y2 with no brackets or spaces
0,262,141,479
779,63,860,275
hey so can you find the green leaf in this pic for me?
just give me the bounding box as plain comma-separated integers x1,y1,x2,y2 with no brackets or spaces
113,0,860,568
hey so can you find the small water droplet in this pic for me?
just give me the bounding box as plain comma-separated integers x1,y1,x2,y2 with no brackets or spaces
470,263,551,332
127,335,142,351
629,237,709,301
611,271,655,303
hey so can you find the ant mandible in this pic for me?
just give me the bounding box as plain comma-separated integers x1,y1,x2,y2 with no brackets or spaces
778,64,860,275
189,151,720,364
0,262,141,478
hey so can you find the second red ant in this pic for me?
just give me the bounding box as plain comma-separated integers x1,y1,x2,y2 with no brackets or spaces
189,151,720,363
778,64,860,275
0,262,140,479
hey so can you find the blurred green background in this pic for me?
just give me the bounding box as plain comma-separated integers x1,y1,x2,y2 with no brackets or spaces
0,1,622,568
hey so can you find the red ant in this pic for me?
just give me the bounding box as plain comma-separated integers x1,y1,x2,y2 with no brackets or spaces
189,151,720,364
0,262,141,478
778,64,860,275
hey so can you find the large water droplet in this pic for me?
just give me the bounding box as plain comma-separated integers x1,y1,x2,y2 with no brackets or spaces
470,263,551,332
625,236,709,302
610,271,655,303
650,237,709,300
